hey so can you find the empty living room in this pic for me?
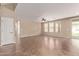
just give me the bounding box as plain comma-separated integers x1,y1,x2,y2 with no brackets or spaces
0,3,79,56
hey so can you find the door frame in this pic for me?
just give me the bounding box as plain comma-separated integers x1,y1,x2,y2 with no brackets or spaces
0,16,16,46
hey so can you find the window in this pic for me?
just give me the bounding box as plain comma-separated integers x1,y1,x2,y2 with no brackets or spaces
72,21,79,38
44,23,48,32
55,22,59,32
49,22,54,32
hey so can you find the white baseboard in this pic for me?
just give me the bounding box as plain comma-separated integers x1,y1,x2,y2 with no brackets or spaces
20,34,40,38
0,42,16,46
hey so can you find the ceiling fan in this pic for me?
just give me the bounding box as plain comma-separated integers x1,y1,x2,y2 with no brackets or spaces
41,18,46,22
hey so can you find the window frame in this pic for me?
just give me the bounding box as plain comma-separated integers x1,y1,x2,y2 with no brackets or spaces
44,22,49,32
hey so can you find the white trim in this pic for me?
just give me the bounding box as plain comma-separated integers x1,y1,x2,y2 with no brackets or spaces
20,34,40,38
0,42,16,46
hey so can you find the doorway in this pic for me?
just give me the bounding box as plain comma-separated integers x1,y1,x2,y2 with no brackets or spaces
1,17,15,45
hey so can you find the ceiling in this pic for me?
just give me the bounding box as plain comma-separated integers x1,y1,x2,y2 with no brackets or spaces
15,3,79,22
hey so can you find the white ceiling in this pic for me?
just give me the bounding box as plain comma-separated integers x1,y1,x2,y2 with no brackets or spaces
15,3,79,21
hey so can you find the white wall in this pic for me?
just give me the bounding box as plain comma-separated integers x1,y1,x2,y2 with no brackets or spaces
0,7,15,17
20,19,41,38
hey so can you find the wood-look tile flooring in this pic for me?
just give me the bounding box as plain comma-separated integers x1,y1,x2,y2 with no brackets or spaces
0,35,79,56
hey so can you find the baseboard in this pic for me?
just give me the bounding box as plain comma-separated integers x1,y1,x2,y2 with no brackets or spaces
20,34,41,38
0,42,16,46
43,34,72,39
